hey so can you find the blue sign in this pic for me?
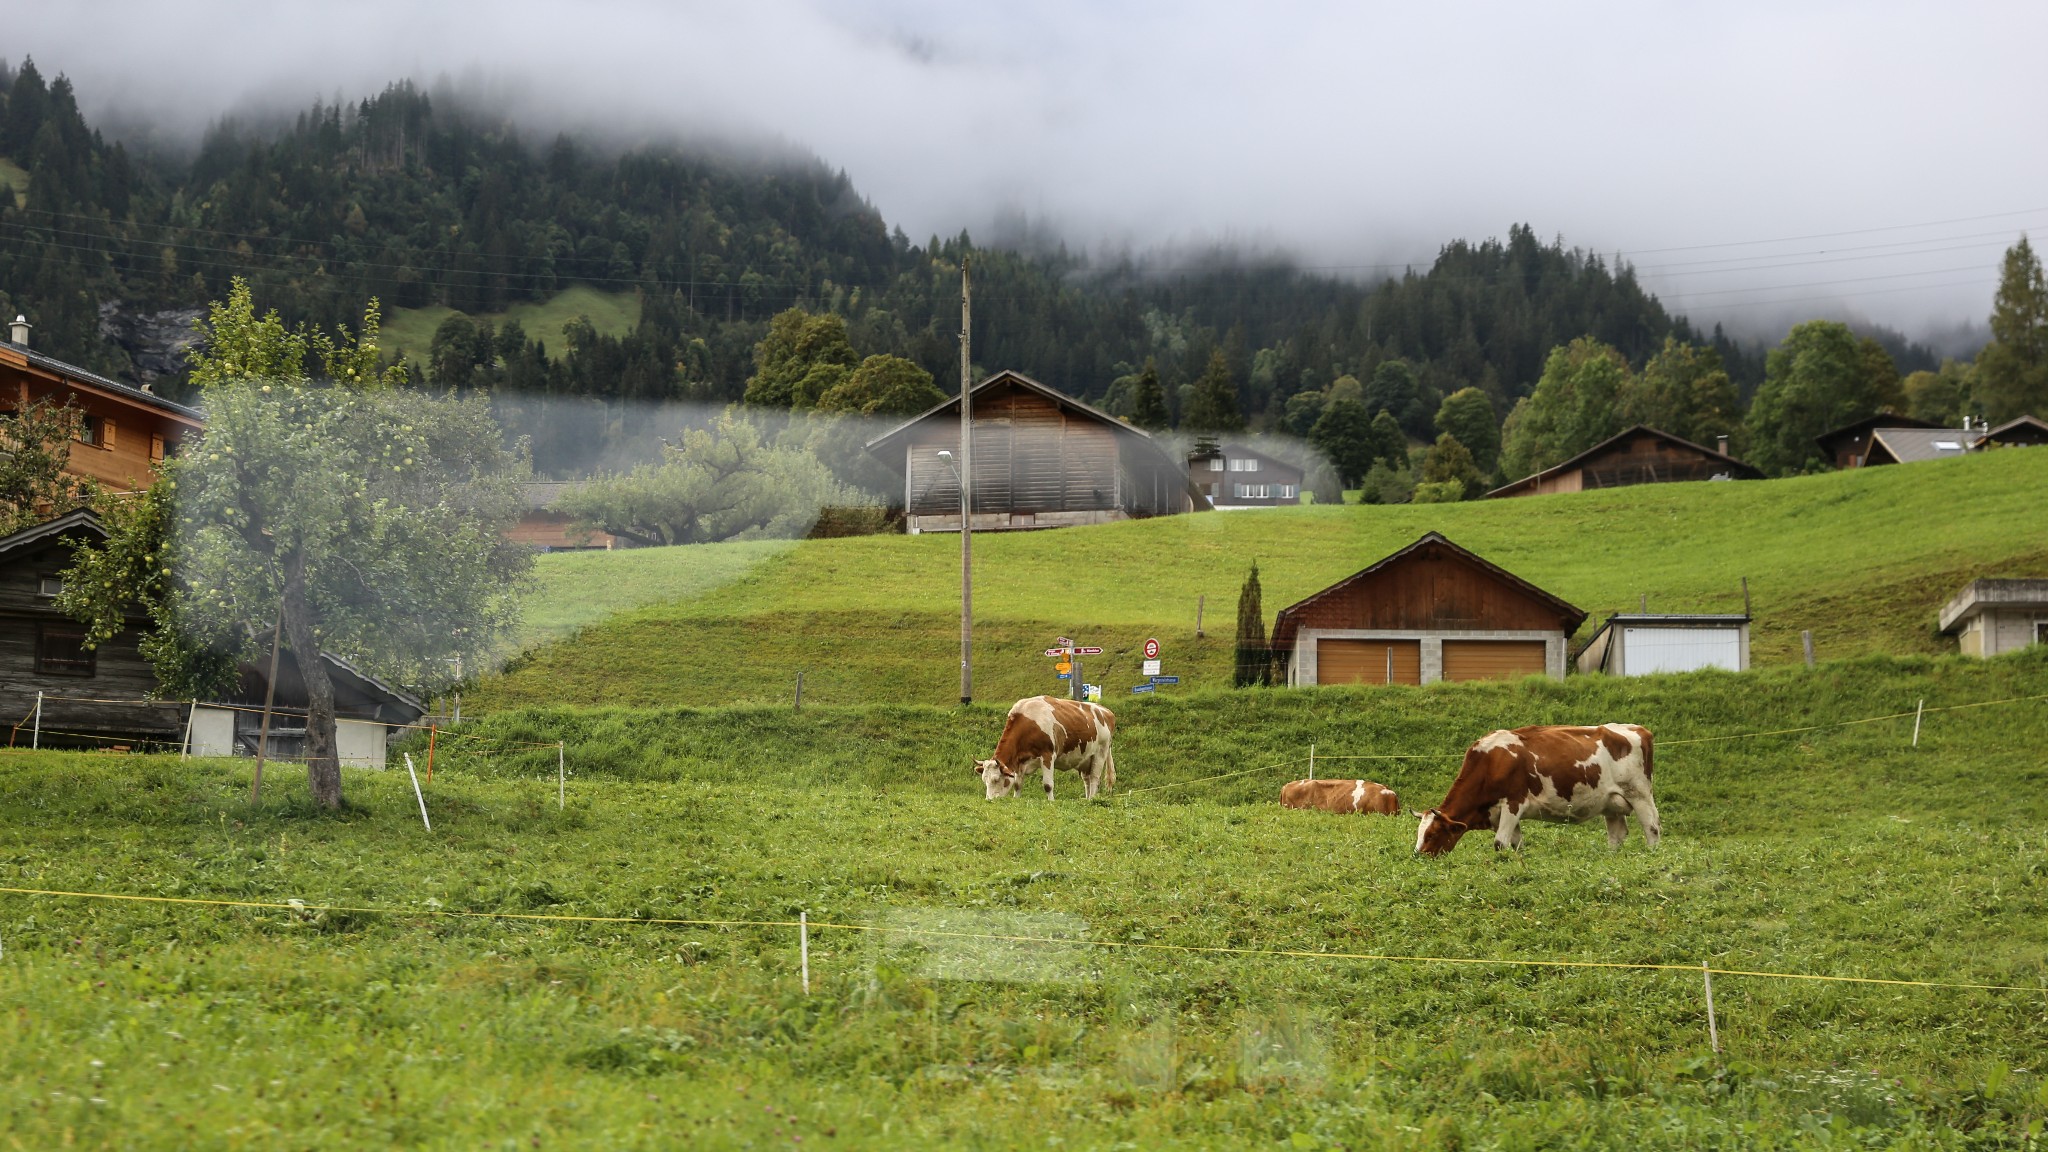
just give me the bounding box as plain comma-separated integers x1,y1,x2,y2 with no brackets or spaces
1056,672,1071,679
1129,683,1156,694
1149,675,1180,685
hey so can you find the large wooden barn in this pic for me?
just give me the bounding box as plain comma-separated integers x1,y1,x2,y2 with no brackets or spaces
1271,532,1585,686
865,371,1197,533
1486,425,1759,499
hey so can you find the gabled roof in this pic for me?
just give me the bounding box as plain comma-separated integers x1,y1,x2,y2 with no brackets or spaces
1270,531,1585,651
0,342,204,424
1186,442,1303,472
863,370,1164,465
1812,411,1941,455
1485,424,1759,498
0,507,107,562
1980,414,2048,443
1864,426,1980,464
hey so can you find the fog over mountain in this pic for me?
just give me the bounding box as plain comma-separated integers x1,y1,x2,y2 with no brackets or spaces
11,1,2047,339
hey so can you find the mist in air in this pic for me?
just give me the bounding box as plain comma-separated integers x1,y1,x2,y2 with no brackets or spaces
11,1,2048,337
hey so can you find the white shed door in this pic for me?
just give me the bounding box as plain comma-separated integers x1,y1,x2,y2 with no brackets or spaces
1621,627,1741,675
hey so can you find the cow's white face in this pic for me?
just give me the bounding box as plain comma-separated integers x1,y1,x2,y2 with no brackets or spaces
1415,808,1470,856
975,758,1019,800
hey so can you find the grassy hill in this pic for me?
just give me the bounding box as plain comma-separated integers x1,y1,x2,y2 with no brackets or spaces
4,650,2045,1146
475,448,2048,712
380,285,642,365
0,155,27,209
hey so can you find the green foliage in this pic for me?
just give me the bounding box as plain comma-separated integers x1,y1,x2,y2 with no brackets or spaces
1279,388,1325,438
742,308,861,410
1419,433,1485,499
1903,361,1977,425
1363,359,1433,438
1359,460,1416,505
1128,358,1170,431
814,353,943,417
1367,408,1408,471
1744,321,1899,476
0,395,93,534
1434,387,1499,473
1232,561,1269,688
1308,396,1373,485
1182,348,1245,433
554,413,862,546
1498,337,1630,481
1975,236,2048,423
1620,337,1743,448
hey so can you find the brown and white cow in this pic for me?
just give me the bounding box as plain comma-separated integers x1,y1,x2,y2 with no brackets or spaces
1415,724,1659,856
1280,778,1401,815
974,696,1117,801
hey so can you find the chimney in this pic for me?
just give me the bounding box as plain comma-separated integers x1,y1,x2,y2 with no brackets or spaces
1716,434,1730,457
7,315,27,348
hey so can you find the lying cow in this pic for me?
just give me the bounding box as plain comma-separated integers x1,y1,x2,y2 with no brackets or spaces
975,695,1116,800
1280,778,1400,815
1415,724,1658,856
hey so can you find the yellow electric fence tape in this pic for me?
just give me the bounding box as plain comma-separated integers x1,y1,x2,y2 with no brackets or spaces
0,885,2040,996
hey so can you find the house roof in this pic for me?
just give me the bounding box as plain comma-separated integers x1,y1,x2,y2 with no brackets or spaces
1980,414,2048,443
1270,531,1585,651
1485,425,1760,498
1812,411,1941,455
1937,578,2048,633
522,480,590,511
0,507,107,561
863,370,1166,466
1186,441,1304,473
0,341,205,424
1865,426,1981,464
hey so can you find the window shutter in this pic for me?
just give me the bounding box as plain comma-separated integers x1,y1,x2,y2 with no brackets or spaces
104,418,117,450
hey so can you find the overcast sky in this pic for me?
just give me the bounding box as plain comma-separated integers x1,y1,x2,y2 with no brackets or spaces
12,1,2047,341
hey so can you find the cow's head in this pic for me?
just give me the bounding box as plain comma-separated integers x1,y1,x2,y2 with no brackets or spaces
974,758,1020,800
1414,808,1471,856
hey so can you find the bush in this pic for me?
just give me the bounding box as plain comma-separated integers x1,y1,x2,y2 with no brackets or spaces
1411,479,1467,504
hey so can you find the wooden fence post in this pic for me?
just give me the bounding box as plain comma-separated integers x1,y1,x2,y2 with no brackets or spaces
1802,631,1815,668
1196,595,1205,638
31,691,41,750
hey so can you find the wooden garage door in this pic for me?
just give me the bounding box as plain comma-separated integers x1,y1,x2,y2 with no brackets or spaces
1317,639,1421,685
1441,640,1548,682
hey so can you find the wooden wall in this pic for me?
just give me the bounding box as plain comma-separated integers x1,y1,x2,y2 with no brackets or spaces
0,532,180,742
1574,432,1740,489
905,384,1123,517
0,354,200,492
1280,547,1572,636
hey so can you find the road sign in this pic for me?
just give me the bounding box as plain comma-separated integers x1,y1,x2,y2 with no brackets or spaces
1044,647,1069,657
1142,659,1161,676
1057,672,1071,680
1072,646,1103,655
1083,684,1101,702
1056,661,1072,675
1056,636,1073,647
1149,675,1180,685
1143,637,1160,660
1129,683,1156,694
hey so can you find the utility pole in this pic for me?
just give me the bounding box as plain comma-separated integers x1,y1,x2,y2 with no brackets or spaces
959,255,974,705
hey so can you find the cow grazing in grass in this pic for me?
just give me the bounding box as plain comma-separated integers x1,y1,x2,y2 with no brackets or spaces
1280,778,1400,815
975,696,1116,800
1416,724,1659,856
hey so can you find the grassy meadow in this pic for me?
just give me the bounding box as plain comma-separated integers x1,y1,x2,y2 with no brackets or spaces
476,447,2048,711
5,650,2048,1148
380,285,642,365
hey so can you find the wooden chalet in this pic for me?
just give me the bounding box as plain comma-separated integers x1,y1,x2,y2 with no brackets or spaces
1812,413,1943,469
1271,532,1585,686
510,480,620,552
1486,425,1759,499
2,316,203,491
865,371,1197,533
1188,443,1303,508
1975,415,2048,450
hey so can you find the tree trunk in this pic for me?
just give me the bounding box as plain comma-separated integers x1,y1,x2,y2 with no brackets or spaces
280,549,343,808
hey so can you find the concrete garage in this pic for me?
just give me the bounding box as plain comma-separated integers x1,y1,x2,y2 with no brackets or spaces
1272,532,1585,686
1938,579,2048,658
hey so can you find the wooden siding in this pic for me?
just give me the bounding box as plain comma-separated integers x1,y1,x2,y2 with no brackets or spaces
0,532,177,741
1504,429,1746,497
506,511,616,551
1440,639,1548,681
0,351,200,492
1280,551,1572,636
1317,638,1421,684
905,384,1125,518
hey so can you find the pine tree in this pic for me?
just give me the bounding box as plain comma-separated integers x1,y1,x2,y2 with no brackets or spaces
1183,348,1245,434
1976,236,2048,423
1128,358,1169,430
1233,561,1270,688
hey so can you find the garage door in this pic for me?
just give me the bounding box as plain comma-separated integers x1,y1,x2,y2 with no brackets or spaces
1317,639,1421,685
1441,640,1548,682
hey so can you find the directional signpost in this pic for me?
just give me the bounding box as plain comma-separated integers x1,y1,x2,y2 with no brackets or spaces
1133,637,1171,694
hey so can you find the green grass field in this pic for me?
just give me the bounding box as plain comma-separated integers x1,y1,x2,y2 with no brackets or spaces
381,285,642,365
476,447,2048,711
0,155,27,209
5,650,2047,1147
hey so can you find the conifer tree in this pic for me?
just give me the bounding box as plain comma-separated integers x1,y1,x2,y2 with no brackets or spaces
1233,561,1270,688
1128,358,1170,431
1184,349,1245,434
1976,236,2048,423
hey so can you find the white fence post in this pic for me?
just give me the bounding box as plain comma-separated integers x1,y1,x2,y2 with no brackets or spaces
1911,698,1924,747
404,753,432,831
558,741,566,810
1308,743,1315,781
181,700,196,759
1702,961,1720,1054
31,691,42,750
800,911,811,996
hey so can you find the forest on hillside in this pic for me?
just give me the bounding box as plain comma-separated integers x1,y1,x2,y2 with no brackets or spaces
4,58,2040,495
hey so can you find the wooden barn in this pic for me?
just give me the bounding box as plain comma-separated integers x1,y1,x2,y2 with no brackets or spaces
2,315,203,491
1271,532,1585,686
1486,425,1759,499
1187,443,1304,508
1812,413,1944,469
865,371,1197,533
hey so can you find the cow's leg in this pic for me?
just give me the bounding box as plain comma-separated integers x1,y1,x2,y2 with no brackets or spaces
1042,759,1057,802
1082,759,1101,800
1605,812,1629,848
1103,750,1115,795
1493,806,1522,851
1630,795,1661,848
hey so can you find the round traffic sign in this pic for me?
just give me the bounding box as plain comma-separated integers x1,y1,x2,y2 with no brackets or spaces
1143,637,1160,660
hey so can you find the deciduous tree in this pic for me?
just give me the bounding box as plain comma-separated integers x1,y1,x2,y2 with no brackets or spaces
1308,396,1373,486
1433,387,1499,472
814,354,944,417
1498,337,1631,480
1744,320,1896,475
1619,337,1742,447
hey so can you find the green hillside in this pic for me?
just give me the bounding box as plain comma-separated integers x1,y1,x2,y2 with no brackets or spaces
475,449,2048,711
380,285,642,365
6,651,2046,1146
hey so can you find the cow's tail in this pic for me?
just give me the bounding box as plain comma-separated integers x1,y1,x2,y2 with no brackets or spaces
1634,725,1654,780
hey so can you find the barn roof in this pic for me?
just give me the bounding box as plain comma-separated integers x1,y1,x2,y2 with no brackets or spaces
1864,426,1980,464
1811,411,1942,456
0,507,108,561
1484,424,1759,498
1980,414,2048,444
1270,531,1585,651
0,342,205,424
862,370,1167,467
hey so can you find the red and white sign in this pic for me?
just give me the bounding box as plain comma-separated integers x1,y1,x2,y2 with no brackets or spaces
1143,638,1161,660
1073,646,1103,655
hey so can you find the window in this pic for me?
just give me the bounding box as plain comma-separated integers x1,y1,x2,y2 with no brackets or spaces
1279,484,1297,499
36,575,63,598
1208,457,1224,472
150,434,165,464
2036,620,2047,647
1233,483,1271,499
76,414,100,447
1228,458,1260,472
37,624,95,677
